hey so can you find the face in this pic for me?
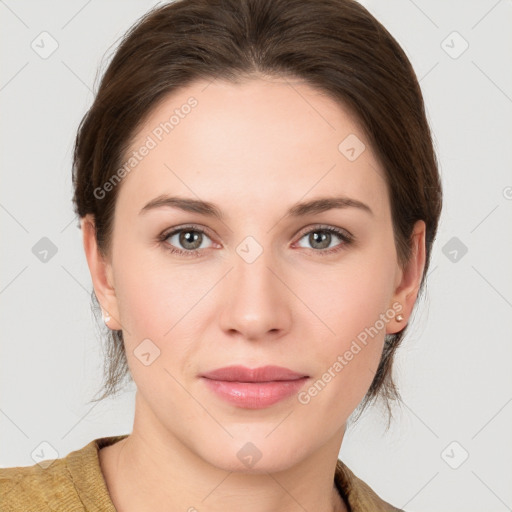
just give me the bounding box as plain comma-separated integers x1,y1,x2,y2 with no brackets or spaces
83,77,424,473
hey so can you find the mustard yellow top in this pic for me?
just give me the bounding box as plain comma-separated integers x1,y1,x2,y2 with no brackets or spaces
0,435,404,511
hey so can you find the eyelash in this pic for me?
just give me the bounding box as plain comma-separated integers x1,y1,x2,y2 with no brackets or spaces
157,224,354,258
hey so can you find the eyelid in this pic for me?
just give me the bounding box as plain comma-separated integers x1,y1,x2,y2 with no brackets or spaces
160,223,216,240
294,223,353,241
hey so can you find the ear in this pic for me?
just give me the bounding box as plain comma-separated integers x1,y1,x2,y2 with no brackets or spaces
386,220,426,334
81,214,122,330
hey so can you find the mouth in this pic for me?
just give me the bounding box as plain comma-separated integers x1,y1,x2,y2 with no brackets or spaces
200,365,309,409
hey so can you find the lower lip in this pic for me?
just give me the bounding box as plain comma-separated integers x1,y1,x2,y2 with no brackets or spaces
201,377,309,409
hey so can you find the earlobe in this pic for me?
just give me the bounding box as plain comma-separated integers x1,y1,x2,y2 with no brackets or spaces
81,214,122,330
386,220,427,334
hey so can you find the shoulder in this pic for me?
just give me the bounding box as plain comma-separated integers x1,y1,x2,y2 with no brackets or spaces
0,456,82,512
334,459,405,512
0,435,128,512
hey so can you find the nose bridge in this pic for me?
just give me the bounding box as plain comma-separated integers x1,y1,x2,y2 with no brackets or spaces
219,235,290,339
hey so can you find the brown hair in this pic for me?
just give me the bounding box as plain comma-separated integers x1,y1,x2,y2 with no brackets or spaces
72,0,442,419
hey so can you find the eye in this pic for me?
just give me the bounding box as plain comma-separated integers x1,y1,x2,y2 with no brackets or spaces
158,224,353,258
295,225,353,255
159,225,214,257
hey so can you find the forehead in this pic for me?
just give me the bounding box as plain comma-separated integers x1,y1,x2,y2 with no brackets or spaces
115,77,388,218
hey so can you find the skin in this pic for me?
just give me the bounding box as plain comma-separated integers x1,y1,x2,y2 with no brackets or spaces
82,76,426,512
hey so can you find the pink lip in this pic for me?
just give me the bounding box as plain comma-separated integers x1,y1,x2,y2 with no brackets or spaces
200,365,309,409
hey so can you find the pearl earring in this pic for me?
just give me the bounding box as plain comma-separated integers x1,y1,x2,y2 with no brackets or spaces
102,309,111,324
396,314,404,322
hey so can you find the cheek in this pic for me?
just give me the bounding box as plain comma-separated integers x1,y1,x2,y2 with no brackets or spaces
113,261,200,404
111,232,199,335
111,245,217,385
307,245,397,343
297,239,397,408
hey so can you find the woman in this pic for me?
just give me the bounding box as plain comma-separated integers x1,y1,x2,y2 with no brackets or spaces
0,0,442,510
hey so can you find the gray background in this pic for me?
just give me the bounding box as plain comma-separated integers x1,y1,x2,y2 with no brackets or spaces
1,1,511,511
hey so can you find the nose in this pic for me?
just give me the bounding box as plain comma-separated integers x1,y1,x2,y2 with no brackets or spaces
218,246,292,342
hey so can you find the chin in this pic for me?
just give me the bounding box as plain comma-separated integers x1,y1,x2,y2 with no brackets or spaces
197,434,309,475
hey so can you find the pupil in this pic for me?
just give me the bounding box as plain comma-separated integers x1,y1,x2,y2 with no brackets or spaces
181,231,201,249
311,231,330,249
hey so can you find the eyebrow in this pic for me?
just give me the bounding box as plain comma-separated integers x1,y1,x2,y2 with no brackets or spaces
139,194,373,219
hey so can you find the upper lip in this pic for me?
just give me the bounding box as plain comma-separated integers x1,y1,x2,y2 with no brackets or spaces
200,365,308,382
